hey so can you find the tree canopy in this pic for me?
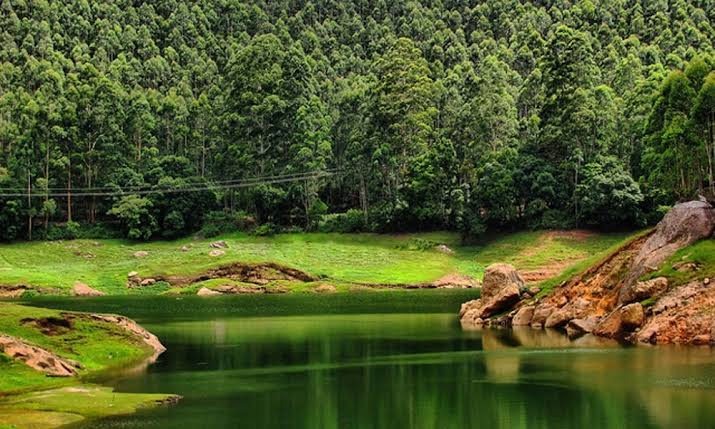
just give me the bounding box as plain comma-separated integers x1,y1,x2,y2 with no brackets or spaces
0,0,714,240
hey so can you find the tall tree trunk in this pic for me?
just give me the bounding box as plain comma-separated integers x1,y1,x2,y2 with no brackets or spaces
67,158,72,222
27,171,32,241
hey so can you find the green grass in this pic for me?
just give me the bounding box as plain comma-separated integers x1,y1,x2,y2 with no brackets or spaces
0,385,176,429
0,230,635,295
0,303,153,394
643,239,715,286
0,302,177,428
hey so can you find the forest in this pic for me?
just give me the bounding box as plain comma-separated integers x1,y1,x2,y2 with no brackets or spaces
0,0,714,241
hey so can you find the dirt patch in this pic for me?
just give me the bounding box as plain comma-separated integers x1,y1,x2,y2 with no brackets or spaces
21,316,74,336
432,273,480,289
129,262,318,289
519,260,572,282
0,285,28,298
543,230,596,241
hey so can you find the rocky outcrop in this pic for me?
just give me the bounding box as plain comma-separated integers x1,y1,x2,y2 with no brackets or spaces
620,201,715,304
89,314,166,360
635,280,715,345
72,282,105,297
462,200,715,346
0,334,81,377
210,240,228,249
460,263,523,325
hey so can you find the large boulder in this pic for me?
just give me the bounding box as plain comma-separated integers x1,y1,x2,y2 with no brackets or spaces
620,303,645,330
620,201,715,304
512,306,535,326
621,277,669,304
482,263,525,300
566,317,600,339
459,263,522,324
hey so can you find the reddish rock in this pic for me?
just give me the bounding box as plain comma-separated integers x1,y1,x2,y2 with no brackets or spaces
72,282,105,297
0,334,80,377
512,306,535,326
622,277,668,304
459,263,522,325
593,310,624,339
566,317,600,339
621,303,645,330
530,304,556,328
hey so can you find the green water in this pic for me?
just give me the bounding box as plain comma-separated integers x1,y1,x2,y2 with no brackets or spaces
21,293,715,429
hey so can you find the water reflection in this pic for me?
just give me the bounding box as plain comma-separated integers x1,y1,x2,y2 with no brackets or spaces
76,314,715,429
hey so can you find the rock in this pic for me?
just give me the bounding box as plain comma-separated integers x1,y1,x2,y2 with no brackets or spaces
620,201,715,303
197,287,222,296
210,240,228,249
140,278,156,286
459,300,481,318
435,244,454,255
566,317,600,340
530,304,556,328
621,303,645,330
89,314,165,359
72,282,105,297
556,296,568,307
432,273,480,289
0,334,81,377
209,249,225,257
180,245,190,252
544,306,575,328
705,278,711,285
593,310,624,339
691,335,711,345
127,271,139,278
459,264,523,324
622,277,669,304
482,263,525,300
528,286,541,296
672,261,699,272
133,251,149,258
314,284,337,293
512,306,535,326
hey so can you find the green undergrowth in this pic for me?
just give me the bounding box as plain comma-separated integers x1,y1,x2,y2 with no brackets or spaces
0,230,633,295
643,239,715,286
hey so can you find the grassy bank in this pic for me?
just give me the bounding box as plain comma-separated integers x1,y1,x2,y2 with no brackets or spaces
0,230,634,295
0,302,176,428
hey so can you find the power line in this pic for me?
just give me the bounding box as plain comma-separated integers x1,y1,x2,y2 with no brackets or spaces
0,170,341,198
0,169,342,192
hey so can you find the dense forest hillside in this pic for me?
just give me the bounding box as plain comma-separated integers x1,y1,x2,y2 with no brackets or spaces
0,0,714,240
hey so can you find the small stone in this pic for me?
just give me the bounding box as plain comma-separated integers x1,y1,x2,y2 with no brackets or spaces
210,240,228,249
435,244,454,255
209,249,225,257
133,251,149,258
140,278,156,286
180,245,190,252
704,278,711,285
556,296,568,307
72,282,105,297
528,286,541,296
128,271,139,278
314,284,337,293
197,287,222,296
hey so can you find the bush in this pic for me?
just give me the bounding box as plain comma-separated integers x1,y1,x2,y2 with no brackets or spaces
199,210,257,238
46,221,81,241
253,222,277,236
318,209,366,233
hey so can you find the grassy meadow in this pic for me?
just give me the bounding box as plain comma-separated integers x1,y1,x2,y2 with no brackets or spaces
0,230,636,295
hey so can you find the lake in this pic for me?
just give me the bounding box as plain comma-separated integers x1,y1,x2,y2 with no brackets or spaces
20,292,715,429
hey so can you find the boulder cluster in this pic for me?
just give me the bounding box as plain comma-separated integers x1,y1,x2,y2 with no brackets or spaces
459,200,715,346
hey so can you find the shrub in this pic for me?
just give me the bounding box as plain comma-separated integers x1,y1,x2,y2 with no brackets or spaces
199,210,257,238
318,209,366,233
253,222,277,236
46,221,81,241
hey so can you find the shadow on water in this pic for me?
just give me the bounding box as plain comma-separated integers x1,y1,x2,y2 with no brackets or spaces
20,295,715,429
